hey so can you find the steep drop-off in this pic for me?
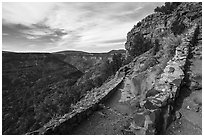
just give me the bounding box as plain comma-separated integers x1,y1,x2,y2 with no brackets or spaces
2,52,83,134
2,49,125,135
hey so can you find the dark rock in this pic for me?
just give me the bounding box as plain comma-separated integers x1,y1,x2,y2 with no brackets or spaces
146,89,161,98
171,79,182,87
168,67,175,73
190,81,202,90
144,100,159,110
175,111,182,119
149,109,161,123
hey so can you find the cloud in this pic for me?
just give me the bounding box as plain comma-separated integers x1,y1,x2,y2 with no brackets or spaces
2,2,164,52
25,35,40,40
23,29,53,36
101,38,126,44
2,33,9,36
2,2,56,26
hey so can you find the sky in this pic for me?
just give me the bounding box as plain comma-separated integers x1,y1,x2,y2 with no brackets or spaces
2,2,164,53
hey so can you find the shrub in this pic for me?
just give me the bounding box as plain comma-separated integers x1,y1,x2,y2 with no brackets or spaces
123,56,132,65
163,34,182,58
101,53,124,76
171,19,186,35
191,25,200,46
154,2,181,14
152,39,160,55
136,21,142,27
129,32,152,58
112,53,124,73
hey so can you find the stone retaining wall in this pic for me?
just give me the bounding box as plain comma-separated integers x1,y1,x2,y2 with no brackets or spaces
131,24,198,135
27,72,125,135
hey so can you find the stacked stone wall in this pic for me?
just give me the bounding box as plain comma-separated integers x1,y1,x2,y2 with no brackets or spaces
131,25,198,134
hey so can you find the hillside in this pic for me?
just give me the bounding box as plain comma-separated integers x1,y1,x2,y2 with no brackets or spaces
2,52,83,134
25,2,201,135
54,49,126,72
2,49,125,135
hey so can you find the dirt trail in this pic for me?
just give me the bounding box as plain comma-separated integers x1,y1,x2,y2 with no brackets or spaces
71,82,135,135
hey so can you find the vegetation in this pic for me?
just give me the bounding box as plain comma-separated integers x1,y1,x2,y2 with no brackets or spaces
73,53,125,100
152,39,160,56
129,32,153,58
154,2,181,14
2,53,83,134
103,53,124,75
2,51,125,135
191,25,200,46
170,17,186,35
163,34,182,58
136,21,142,27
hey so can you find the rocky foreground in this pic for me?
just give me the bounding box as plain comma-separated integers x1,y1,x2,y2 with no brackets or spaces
27,2,202,135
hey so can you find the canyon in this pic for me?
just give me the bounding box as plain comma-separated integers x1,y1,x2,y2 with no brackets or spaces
2,2,202,135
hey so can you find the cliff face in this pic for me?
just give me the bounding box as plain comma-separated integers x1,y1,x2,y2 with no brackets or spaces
125,2,201,58
120,2,202,134
121,24,199,134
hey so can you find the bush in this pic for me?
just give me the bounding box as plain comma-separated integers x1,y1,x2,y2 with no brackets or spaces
129,32,152,57
136,21,142,27
123,56,132,65
191,25,200,46
163,34,182,58
152,39,160,55
101,53,124,76
171,19,186,35
154,2,181,14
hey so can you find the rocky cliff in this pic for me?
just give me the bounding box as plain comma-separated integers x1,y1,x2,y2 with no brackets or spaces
125,2,201,58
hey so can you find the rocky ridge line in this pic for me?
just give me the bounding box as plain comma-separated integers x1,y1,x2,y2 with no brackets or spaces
128,24,198,134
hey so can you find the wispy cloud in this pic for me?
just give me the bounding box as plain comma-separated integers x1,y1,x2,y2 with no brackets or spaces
2,3,56,26
2,33,9,36
101,38,126,44
2,2,163,52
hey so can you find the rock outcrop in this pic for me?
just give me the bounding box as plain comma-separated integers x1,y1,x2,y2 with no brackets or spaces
125,2,201,58
126,24,198,135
